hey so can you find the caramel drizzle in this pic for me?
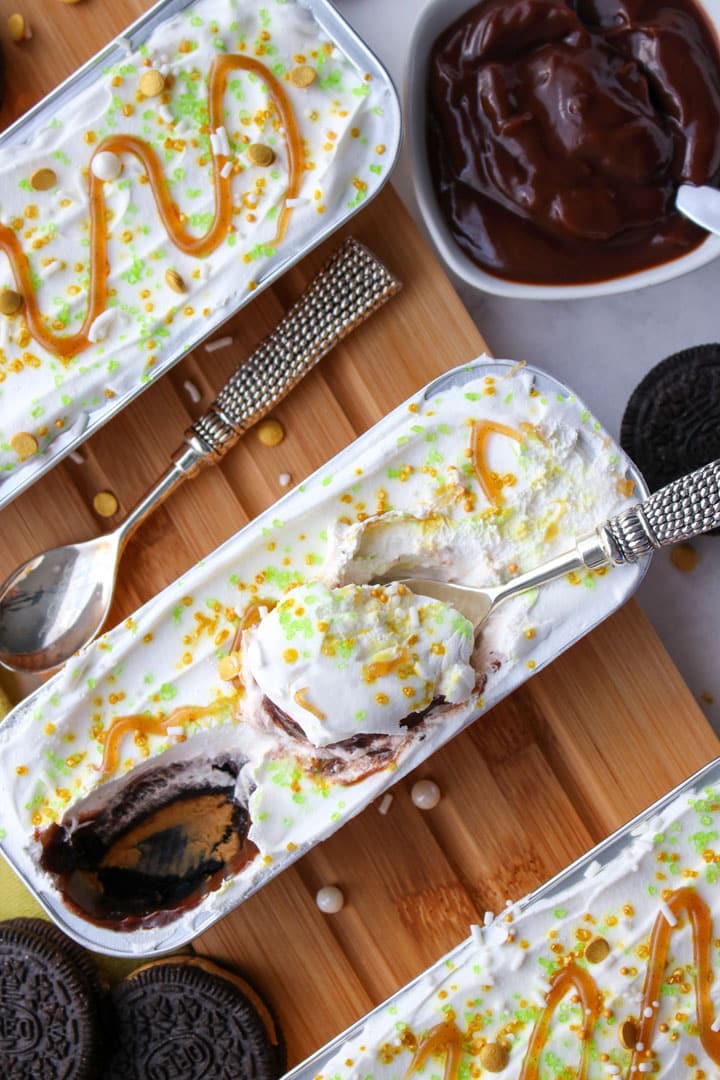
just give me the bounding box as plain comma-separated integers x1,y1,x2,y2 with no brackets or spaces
402,887,720,1079
470,420,523,507
293,687,326,722
0,55,302,361
97,698,234,779
404,1021,462,1080
363,648,409,684
631,886,720,1070
519,961,601,1080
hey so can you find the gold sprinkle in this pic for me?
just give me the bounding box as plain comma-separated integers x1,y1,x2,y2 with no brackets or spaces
139,69,166,97
93,490,119,517
257,418,284,447
283,648,299,664
10,432,38,460
0,290,23,316
289,64,316,88
8,13,27,42
165,268,187,294
479,1044,509,1073
619,1018,639,1051
247,142,275,167
30,168,57,191
585,936,610,964
218,653,240,680
670,543,699,573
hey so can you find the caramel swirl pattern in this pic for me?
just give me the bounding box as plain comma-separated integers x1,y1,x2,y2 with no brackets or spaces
0,55,302,362
404,887,720,1079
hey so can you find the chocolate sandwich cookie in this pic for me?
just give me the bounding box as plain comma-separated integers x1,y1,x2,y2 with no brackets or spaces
104,956,286,1079
0,920,102,1079
6,917,105,1000
621,345,720,514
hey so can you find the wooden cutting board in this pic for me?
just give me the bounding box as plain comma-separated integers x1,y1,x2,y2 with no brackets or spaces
1,2,718,1070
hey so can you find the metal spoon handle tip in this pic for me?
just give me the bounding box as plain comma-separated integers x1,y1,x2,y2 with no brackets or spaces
596,457,720,564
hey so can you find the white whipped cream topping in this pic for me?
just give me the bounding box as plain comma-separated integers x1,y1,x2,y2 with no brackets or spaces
0,0,391,481
314,778,720,1079
244,581,475,746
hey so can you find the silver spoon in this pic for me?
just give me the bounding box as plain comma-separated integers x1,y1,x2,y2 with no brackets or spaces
395,458,720,629
0,238,401,673
676,184,720,237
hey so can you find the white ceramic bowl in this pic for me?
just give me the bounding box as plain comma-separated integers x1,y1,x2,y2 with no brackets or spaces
406,0,720,300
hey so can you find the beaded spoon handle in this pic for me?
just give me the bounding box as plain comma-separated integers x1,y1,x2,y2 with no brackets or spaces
0,238,401,673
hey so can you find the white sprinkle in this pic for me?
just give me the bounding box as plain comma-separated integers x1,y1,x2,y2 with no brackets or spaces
204,335,233,352
159,63,170,77
158,104,175,125
91,151,123,182
68,450,85,465
652,1001,659,1008
658,899,677,926
41,258,64,280
606,1066,621,1076
183,380,201,404
278,472,291,488
411,779,441,810
637,1065,653,1073
166,725,184,736
220,161,233,179
483,911,494,926
175,119,190,136
316,885,344,914
23,22,32,40
285,197,309,208
636,1042,644,1052
712,1015,720,1032
643,1006,653,1018
88,309,117,344
377,792,393,816
214,125,231,157
470,924,483,947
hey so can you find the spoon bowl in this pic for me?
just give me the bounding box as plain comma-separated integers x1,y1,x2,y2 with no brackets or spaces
0,536,120,672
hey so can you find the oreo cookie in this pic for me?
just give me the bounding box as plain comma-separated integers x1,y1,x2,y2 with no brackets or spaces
621,344,720,507
0,920,102,1078
6,917,105,1000
105,957,286,1079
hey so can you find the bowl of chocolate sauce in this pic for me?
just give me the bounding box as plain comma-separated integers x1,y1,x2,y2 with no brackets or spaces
408,0,720,297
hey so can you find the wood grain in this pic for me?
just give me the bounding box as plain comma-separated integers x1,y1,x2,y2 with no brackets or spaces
0,2,718,1071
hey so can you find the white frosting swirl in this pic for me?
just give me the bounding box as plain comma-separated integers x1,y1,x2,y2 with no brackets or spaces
244,581,475,746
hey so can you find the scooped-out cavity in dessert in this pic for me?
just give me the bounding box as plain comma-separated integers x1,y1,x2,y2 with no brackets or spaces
39,754,256,928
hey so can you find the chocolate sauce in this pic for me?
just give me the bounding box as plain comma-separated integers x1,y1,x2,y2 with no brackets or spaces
428,0,720,284
40,756,257,930
263,695,442,782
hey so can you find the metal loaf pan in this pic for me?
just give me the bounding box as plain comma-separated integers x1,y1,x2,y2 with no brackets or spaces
285,756,720,1079
0,358,649,955
0,0,401,509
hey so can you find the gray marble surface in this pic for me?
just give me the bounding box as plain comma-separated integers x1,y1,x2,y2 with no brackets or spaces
337,0,720,733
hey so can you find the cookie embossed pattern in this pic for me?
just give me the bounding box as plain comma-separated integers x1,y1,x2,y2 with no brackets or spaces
287,758,720,1080
0,359,648,955
0,0,401,507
